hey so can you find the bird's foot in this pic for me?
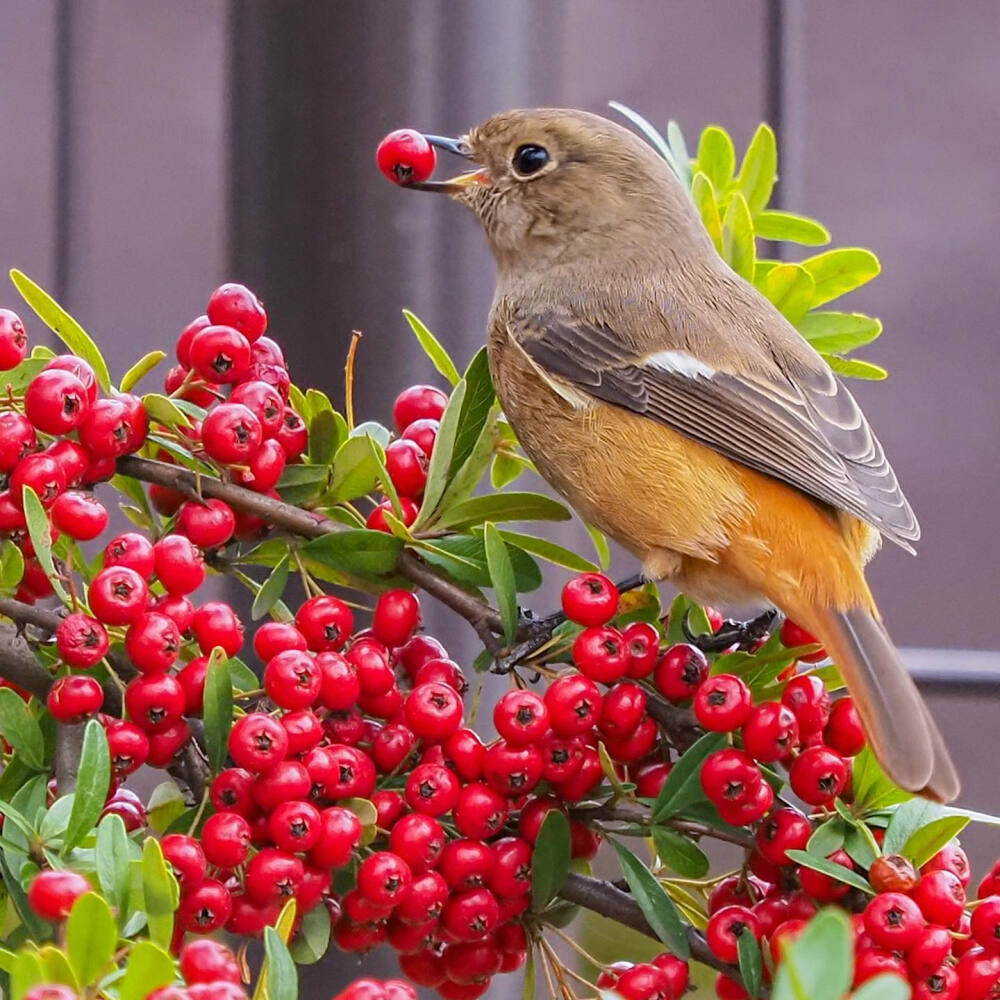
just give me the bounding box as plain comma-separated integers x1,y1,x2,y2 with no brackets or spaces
682,607,779,654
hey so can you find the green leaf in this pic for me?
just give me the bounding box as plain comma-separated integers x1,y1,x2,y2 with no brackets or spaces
797,311,882,354
252,555,290,620
35,946,77,991
738,927,764,999
414,378,465,525
666,120,693,189
10,949,46,1000
852,746,911,812
403,309,461,386
95,813,131,914
722,191,756,281
785,850,873,894
585,523,611,570
483,522,518,643
522,948,536,1000
262,926,298,1000
120,350,166,392
303,529,403,577
652,827,710,878
901,815,969,868
496,530,598,572
691,172,723,253
612,840,690,959
447,348,496,483
825,356,887,381
843,823,879,870
0,688,45,770
229,657,262,692
771,908,852,1000
696,126,736,193
203,649,234,773
141,392,193,429
306,401,342,467
438,492,571,531
147,780,188,833
883,798,942,854
289,903,332,964
21,485,68,605
736,123,777,215
0,539,25,589
491,451,528,489
754,210,830,246
10,269,111,392
800,248,880,308
119,941,177,1000
39,794,74,841
651,731,728,821
763,263,816,325
608,102,680,179
807,818,846,858
417,532,541,594
327,433,381,502
66,892,117,986
63,718,111,853
850,974,911,1000
142,837,180,948
531,809,571,911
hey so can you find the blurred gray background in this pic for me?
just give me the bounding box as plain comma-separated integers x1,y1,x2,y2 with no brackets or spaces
2,0,998,992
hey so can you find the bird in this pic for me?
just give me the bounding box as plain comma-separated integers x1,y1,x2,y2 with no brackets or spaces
402,108,959,802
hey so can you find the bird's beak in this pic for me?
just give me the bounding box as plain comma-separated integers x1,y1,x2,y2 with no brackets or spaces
408,134,491,193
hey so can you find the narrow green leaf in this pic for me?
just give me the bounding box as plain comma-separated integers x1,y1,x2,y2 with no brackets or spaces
306,406,341,467
608,102,679,177
843,823,879,870
666,119,692,188
288,903,332,964
402,309,461,385
119,941,176,1000
797,311,882,353
850,974,911,1000
21,485,68,605
414,378,465,525
807,818,846,858
824,356,887,381
120,350,166,392
327,433,381,502
252,555,290,620
531,809,571,911
696,126,736,193
901,815,969,868
448,348,496,482
39,794,74,841
800,248,881,307
754,210,830,245
496,529,598,572
522,948,536,1000
883,798,942,854
416,532,541,594
652,731,727,821
438,491,571,531
772,909,853,1000
63,718,111,853
851,746,911,812
303,529,403,577
10,949,46,1000
738,928,764,999
203,649,234,773
691,172,723,253
147,780,188,833
785,849,874,894
263,926,298,1000
612,840,690,959
66,892,117,986
736,123,777,215
585,523,611,570
0,539,25,589
95,813,131,914
763,263,816,324
142,836,180,948
722,191,756,281
483,522,518,643
0,688,45,770
652,827,710,878
141,392,193,429
10,269,111,391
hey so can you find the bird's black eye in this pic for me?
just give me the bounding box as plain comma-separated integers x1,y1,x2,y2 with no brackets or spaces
512,144,550,177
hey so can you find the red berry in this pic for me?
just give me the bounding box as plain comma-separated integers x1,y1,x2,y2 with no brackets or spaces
27,869,90,921
264,649,322,709
392,384,448,431
825,697,866,756
0,308,28,369
372,589,422,647
50,490,108,540
178,878,232,932
654,643,709,701
755,807,812,866
742,701,800,761
245,848,303,904
788,745,848,805
482,740,544,797
561,573,619,626
700,749,762,807
177,315,211,366
863,891,926,950
440,888,499,941
706,905,761,964
545,673,602,736
402,417,438,455
781,673,831,733
202,811,251,868
106,719,150,776
11,452,66,507
296,594,353,652
923,842,971,887
191,601,244,657
254,621,307,661
235,436,285,491
189,325,251,384
780,618,826,661
125,673,185,732
623,620,660,678
358,851,413,906
275,407,308,459
0,411,37,472
180,938,242,986
693,673,752,731
177,498,236,548
151,593,195,633
89,566,149,624
385,438,429,497
78,394,147,458
55,612,109,669
47,675,103,721
798,848,854,902
635,761,673,798
229,713,288,773
317,651,361,711
162,833,207,891
308,806,362,869
598,681,647,738
47,439,91,487
377,129,438,185
124,612,181,674
103,532,155,577
957,948,1000,1000
405,681,464,742
389,813,445,875
405,762,460,816
367,496,419,531
493,689,548,746
202,402,263,465
268,799,322,853
24,369,90,434
573,625,630,684
207,283,267,342
911,869,966,925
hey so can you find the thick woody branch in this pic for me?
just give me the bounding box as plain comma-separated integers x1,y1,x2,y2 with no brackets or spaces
54,723,85,794
0,625,56,700
559,872,752,985
646,694,703,751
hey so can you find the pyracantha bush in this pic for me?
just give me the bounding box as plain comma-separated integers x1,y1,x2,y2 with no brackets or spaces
0,112,995,1000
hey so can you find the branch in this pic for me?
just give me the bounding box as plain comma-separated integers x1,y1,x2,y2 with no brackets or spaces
558,872,754,986
569,802,755,850
0,597,61,633
0,625,55,700
116,456,507,639
646,694,702,751
54,722,85,794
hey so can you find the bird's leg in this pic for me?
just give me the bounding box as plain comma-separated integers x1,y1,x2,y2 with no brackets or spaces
682,607,779,654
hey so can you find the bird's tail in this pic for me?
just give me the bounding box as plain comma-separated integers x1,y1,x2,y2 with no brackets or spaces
796,604,960,803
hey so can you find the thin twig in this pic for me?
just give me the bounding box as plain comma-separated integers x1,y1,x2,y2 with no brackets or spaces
569,802,755,850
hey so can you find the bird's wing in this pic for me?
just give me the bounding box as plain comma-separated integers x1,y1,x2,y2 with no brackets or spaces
510,311,920,551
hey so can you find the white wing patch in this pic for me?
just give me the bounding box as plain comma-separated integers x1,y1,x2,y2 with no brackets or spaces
645,350,716,379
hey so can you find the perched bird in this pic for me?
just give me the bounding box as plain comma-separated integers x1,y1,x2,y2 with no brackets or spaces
403,108,958,802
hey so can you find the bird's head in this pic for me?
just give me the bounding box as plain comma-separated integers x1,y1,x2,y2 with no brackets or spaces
410,108,704,273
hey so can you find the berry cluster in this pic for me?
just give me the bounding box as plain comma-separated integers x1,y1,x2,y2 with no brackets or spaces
0,310,147,605
156,283,306,527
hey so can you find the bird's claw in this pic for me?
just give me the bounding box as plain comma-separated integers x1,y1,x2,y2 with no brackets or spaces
682,607,779,653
